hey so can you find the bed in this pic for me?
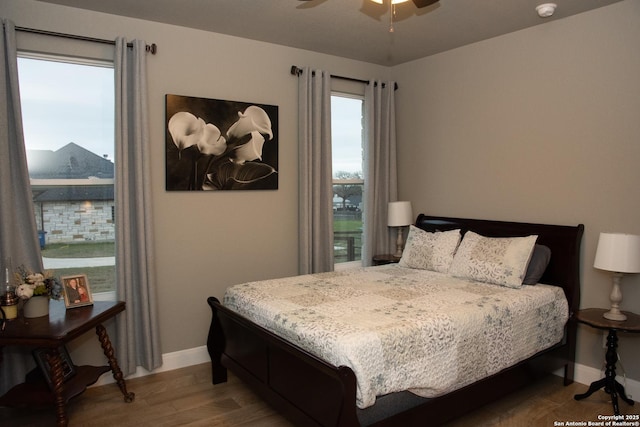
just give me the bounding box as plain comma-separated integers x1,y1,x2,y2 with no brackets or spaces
207,214,584,426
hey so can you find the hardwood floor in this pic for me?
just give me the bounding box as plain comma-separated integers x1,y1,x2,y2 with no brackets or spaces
1,363,636,426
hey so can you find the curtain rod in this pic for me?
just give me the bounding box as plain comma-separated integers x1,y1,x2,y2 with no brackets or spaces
15,26,157,55
290,66,398,91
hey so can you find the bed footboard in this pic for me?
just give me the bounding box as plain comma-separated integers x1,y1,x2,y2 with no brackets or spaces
207,297,575,427
207,296,360,427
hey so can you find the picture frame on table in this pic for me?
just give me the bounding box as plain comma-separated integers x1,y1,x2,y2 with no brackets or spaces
32,346,76,390
60,274,94,309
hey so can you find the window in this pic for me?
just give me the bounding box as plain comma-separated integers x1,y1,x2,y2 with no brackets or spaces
331,94,364,265
18,55,116,296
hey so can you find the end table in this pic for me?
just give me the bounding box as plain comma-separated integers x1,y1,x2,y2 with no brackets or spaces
0,300,134,426
573,308,640,415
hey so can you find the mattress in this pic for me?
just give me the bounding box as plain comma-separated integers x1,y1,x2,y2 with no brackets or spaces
223,264,568,409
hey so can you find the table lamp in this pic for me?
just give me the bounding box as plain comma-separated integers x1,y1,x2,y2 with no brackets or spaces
387,201,413,258
593,232,640,321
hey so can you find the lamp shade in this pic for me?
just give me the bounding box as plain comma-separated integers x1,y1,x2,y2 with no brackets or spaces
387,201,413,227
594,232,640,273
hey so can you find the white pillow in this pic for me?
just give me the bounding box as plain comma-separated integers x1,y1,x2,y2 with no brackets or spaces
449,231,537,288
399,226,461,273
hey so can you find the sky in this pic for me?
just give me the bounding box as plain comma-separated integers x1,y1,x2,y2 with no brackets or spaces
17,57,115,161
331,95,364,176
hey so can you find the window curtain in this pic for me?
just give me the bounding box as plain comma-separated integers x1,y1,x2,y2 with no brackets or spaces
0,18,44,395
362,80,398,266
297,67,334,274
114,37,162,376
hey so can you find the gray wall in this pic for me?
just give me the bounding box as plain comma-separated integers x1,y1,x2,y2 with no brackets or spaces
393,0,640,381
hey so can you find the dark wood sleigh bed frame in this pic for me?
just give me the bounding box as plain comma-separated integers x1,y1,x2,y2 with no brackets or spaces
207,214,585,426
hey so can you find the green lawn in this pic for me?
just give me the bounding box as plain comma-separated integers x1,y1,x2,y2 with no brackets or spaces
40,224,364,290
334,219,362,232
42,242,114,258
54,266,114,293
43,242,115,293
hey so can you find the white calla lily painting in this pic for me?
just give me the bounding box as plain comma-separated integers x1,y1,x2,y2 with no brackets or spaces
166,94,278,191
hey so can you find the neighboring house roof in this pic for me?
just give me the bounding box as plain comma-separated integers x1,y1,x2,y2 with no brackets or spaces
32,186,114,202
28,143,114,203
27,142,114,179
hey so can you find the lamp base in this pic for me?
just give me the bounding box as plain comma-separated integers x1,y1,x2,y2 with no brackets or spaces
603,273,627,322
394,227,404,258
603,309,627,322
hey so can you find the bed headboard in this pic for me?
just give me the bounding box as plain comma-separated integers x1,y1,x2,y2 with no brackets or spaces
415,214,584,313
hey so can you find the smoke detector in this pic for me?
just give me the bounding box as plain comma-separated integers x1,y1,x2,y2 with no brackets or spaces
536,3,557,18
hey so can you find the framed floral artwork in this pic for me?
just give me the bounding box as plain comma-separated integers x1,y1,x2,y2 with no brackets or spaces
61,274,94,309
165,94,279,191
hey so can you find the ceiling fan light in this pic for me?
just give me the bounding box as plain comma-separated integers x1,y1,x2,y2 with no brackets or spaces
536,3,557,18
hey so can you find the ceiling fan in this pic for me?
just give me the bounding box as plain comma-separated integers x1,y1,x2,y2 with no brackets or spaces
375,0,439,7
298,0,439,6
298,0,439,32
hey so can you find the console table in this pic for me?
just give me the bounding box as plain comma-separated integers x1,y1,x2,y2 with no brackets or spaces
574,308,640,415
0,300,134,426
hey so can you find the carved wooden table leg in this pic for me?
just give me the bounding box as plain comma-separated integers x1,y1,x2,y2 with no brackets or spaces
45,347,68,427
95,324,135,403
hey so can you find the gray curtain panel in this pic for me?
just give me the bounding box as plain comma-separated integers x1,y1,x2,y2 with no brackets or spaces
114,38,162,375
0,18,45,395
362,80,398,265
297,67,334,274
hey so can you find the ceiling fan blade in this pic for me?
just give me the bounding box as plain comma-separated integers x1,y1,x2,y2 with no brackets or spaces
412,0,439,8
298,0,438,6
298,0,438,5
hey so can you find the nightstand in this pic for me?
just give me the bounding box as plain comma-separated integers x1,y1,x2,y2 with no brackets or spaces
0,301,135,426
573,308,640,415
372,254,400,266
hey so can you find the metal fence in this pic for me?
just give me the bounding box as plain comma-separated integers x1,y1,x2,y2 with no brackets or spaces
334,231,362,262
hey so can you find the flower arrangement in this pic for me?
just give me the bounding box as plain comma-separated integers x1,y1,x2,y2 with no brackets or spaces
14,266,63,300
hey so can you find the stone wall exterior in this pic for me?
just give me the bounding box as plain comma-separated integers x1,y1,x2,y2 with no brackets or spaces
35,200,115,244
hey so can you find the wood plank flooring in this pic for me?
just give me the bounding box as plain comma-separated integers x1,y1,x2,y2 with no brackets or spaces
1,363,637,426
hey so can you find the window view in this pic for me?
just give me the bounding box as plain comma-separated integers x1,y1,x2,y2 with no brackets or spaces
331,94,364,264
18,56,115,295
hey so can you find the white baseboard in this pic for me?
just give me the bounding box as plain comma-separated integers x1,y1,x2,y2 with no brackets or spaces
93,345,210,387
568,363,640,402
95,347,640,402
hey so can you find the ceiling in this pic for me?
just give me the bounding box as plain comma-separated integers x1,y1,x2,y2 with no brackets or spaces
36,0,623,66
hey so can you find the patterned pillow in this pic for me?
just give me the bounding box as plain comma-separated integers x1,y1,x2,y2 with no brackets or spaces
399,226,461,273
449,231,538,288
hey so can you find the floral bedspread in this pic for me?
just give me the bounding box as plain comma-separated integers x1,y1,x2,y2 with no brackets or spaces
223,265,568,409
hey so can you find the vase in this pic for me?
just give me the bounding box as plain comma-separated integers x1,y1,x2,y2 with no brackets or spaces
23,295,50,318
